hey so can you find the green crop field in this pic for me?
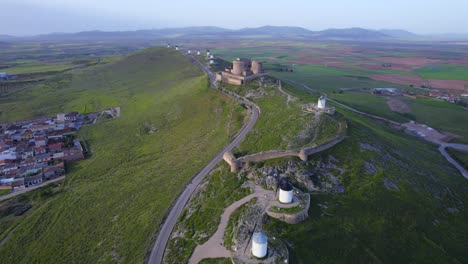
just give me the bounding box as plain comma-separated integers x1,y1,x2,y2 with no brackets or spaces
0,48,246,263
415,64,468,80
330,91,411,123
406,99,468,143
272,69,406,94
275,70,468,143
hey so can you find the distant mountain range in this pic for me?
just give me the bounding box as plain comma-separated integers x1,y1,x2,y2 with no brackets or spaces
1,26,468,42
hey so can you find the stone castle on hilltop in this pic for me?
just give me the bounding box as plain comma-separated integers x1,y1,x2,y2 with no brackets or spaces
216,58,266,85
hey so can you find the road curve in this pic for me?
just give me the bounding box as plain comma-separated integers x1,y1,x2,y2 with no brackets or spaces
439,146,468,179
148,52,260,264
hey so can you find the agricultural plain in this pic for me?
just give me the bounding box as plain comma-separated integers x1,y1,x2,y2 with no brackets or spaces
211,41,468,143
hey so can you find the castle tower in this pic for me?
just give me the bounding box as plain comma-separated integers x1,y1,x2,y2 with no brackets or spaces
232,59,245,75
251,61,263,74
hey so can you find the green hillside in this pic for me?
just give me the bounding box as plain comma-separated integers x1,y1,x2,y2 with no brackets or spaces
264,84,468,263
0,48,246,263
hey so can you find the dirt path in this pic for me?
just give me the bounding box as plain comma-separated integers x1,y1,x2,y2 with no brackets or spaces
277,80,293,108
189,185,274,264
311,112,322,142
188,194,254,263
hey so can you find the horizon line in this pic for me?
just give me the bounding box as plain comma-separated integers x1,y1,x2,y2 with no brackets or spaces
2,25,468,38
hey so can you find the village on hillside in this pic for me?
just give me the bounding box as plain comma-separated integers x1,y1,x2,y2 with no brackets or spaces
0,107,120,195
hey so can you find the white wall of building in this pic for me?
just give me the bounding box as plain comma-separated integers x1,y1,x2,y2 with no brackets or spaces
279,189,293,203
318,96,327,109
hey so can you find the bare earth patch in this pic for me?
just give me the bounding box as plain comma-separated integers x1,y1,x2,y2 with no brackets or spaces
427,79,468,91
387,98,411,113
402,122,450,143
369,74,468,91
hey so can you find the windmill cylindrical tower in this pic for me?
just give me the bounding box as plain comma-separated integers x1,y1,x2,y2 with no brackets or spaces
278,180,293,204
252,232,268,258
317,96,327,109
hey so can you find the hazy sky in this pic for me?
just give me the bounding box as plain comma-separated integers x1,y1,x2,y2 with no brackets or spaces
2,0,468,36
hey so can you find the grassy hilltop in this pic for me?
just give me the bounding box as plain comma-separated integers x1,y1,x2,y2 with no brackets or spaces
0,48,245,263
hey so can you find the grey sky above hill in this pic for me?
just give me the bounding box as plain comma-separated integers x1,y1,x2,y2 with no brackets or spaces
2,0,468,36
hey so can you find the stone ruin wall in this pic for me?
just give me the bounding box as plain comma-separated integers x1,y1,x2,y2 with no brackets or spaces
225,135,346,172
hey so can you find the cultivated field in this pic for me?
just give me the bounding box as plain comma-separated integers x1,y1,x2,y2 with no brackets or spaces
211,41,468,95
210,41,468,143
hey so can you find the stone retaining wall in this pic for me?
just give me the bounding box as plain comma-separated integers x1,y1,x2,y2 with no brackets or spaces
266,193,310,224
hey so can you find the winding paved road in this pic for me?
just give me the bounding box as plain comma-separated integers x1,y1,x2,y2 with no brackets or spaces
148,52,260,264
439,146,468,179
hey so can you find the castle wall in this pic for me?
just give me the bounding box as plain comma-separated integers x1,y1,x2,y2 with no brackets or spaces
238,150,301,163
225,135,346,172
301,135,346,157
